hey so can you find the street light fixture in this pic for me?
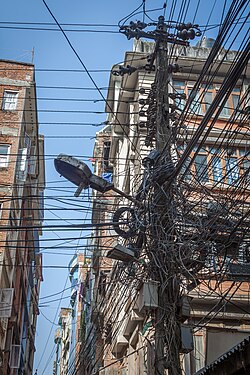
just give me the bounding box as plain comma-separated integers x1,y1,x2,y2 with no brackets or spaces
106,244,136,262
54,154,140,204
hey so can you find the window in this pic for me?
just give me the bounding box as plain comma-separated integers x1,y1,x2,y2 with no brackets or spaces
220,99,231,117
173,81,186,111
239,149,250,182
0,144,11,168
0,288,14,318
188,89,203,115
182,158,192,181
16,148,28,180
2,91,18,111
204,92,213,112
210,148,223,181
178,145,250,186
103,141,113,172
173,81,242,119
226,156,240,184
194,148,209,182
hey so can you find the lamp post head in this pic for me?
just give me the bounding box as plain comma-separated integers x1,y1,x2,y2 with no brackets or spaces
54,154,92,189
54,154,114,196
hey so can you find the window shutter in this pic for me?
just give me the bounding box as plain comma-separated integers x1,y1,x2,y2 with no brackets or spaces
27,146,37,176
9,345,21,368
24,133,31,155
16,148,28,180
0,288,14,318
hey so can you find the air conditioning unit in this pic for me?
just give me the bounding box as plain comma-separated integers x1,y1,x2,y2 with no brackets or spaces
0,289,14,318
111,334,128,358
123,310,144,338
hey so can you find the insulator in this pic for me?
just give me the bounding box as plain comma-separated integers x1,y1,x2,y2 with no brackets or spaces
168,63,180,73
136,21,147,30
124,29,137,40
129,21,147,30
144,64,155,72
129,21,137,29
158,16,165,29
176,23,185,31
138,98,146,105
139,121,147,128
187,29,196,40
139,110,147,117
177,29,188,40
139,88,146,95
185,22,193,30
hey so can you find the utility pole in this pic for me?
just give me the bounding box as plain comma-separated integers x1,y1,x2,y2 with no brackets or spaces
119,15,202,375
153,16,181,375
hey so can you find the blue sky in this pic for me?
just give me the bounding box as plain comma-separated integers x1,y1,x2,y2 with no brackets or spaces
0,0,246,373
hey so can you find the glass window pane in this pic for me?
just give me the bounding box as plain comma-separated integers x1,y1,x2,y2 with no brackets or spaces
220,100,231,117
2,91,18,110
241,159,250,182
204,92,212,112
188,89,202,115
211,156,223,181
194,154,209,182
181,158,192,181
242,159,250,171
232,94,240,110
0,145,10,168
173,80,185,87
209,147,220,154
0,145,9,155
201,83,213,89
176,88,185,110
226,157,239,184
239,148,250,157
194,145,207,153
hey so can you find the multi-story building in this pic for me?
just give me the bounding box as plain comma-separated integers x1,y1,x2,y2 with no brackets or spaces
80,126,118,374
85,38,250,375
0,59,45,374
68,253,91,374
53,254,91,375
55,308,72,375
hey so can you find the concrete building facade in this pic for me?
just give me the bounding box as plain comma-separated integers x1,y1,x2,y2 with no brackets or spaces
84,39,250,375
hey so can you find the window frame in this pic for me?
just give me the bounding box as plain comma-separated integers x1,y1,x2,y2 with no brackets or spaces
178,144,250,186
2,90,19,111
173,80,241,119
0,144,11,168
